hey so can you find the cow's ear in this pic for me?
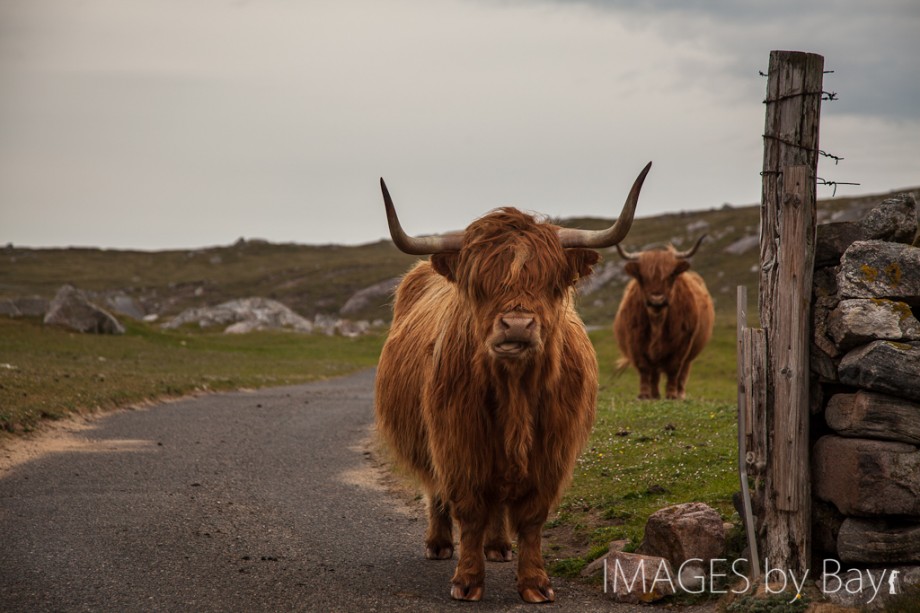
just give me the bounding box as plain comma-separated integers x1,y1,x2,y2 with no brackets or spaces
567,249,600,282
431,253,459,282
624,261,641,279
673,260,691,276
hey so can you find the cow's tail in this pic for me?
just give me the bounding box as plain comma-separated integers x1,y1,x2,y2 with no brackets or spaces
613,356,631,377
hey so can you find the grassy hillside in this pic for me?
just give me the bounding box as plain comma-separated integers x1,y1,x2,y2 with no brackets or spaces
2,188,911,326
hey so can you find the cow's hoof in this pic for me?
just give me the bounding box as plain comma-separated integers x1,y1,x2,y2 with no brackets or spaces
519,585,555,604
450,584,484,601
425,544,454,560
485,544,513,562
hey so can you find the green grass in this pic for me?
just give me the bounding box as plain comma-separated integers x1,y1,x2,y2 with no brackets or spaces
0,317,384,434
546,315,740,577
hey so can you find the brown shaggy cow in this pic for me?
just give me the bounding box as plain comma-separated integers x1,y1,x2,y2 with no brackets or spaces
374,164,650,603
612,237,714,400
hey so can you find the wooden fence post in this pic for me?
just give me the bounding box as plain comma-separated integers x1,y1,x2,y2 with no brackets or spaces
757,50,823,576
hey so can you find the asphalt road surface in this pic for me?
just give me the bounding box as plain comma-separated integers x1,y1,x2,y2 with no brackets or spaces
0,369,699,612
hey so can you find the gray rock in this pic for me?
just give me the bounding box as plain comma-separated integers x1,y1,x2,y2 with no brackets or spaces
826,391,920,444
837,517,920,564
861,193,918,244
44,285,125,335
581,540,628,577
339,277,400,316
598,550,675,603
813,435,920,516
723,235,759,256
838,341,920,402
576,261,629,296
838,241,920,305
636,502,725,567
165,297,313,333
828,298,920,351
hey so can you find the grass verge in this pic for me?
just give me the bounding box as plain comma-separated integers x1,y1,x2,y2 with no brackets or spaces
546,315,740,578
0,317,383,434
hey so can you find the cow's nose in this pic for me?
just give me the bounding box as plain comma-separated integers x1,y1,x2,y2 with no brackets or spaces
500,314,536,340
647,294,668,307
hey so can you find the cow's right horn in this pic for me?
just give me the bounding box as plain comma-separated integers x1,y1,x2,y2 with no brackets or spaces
557,161,651,249
674,234,706,259
380,178,464,255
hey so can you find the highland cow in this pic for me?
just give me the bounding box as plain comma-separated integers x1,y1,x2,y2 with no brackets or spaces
374,163,651,603
613,237,714,399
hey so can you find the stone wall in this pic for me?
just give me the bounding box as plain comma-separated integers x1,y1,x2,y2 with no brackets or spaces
810,193,920,567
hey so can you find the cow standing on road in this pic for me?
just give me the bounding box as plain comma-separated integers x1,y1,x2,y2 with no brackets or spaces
375,164,651,603
612,237,714,400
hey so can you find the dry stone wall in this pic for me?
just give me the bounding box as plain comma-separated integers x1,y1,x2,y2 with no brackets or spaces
810,192,920,567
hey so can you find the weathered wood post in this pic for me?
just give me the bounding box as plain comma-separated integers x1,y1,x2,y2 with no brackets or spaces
757,50,823,576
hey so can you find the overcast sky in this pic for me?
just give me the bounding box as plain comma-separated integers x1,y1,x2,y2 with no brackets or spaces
1,0,918,250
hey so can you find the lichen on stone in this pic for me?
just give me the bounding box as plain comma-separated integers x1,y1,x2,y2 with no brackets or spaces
860,264,879,282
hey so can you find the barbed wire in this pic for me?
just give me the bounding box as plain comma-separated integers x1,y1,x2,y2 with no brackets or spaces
761,134,844,164
758,67,859,193
763,90,838,103
759,69,835,76
817,178,861,196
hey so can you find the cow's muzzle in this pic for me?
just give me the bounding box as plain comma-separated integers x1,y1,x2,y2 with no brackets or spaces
490,312,539,359
645,294,668,312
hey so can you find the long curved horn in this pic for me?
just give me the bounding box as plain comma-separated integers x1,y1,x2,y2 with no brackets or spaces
380,178,463,255
556,161,651,249
615,243,641,261
674,234,706,259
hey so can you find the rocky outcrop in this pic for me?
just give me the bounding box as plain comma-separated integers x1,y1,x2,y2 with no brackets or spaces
339,277,400,316
165,297,380,336
43,285,125,334
165,297,314,333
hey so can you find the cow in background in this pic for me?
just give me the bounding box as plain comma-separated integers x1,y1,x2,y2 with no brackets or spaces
375,163,650,603
612,236,714,400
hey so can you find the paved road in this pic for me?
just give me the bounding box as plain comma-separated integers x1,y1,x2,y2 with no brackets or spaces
0,369,684,612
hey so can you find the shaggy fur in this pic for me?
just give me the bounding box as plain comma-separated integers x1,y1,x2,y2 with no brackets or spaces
613,246,714,399
375,208,599,603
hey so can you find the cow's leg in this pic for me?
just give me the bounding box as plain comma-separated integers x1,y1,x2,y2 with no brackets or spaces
649,369,662,399
665,365,688,400
484,504,513,562
638,367,656,399
425,493,454,560
450,505,487,601
510,498,554,603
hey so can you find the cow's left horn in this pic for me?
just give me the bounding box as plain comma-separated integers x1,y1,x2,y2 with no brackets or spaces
381,178,464,255
674,234,706,259
557,161,651,249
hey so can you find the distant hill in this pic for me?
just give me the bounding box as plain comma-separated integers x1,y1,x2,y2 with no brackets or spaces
1,188,915,327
